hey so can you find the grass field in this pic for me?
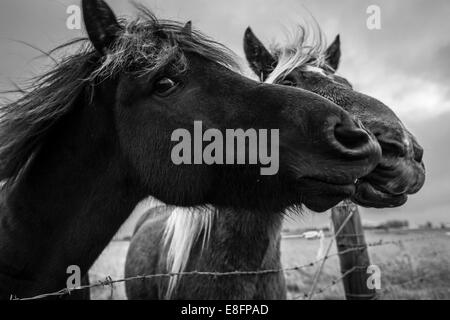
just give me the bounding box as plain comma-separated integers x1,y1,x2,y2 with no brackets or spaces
89,229,450,300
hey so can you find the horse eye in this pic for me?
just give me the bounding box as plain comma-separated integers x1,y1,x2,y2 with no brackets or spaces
153,77,178,96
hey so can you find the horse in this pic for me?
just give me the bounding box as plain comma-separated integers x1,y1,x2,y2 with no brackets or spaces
126,205,286,299
243,26,425,206
0,0,382,299
124,24,426,299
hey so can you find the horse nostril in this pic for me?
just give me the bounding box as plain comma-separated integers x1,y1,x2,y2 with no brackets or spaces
333,120,370,151
378,137,407,158
324,115,380,165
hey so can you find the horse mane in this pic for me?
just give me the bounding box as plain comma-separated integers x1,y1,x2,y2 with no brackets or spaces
0,5,240,184
162,206,215,299
265,20,329,84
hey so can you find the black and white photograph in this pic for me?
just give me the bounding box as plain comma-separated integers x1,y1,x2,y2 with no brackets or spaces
0,0,448,309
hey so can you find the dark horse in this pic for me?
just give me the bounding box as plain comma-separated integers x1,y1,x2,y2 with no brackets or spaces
0,1,382,299
124,25,425,299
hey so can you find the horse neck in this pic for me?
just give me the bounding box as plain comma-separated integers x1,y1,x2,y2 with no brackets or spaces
206,207,283,270
164,207,284,299
165,206,283,276
0,94,145,298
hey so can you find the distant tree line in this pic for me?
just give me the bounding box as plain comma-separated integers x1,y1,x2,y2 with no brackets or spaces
371,220,409,230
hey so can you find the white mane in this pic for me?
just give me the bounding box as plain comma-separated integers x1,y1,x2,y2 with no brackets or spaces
162,206,216,299
265,21,329,84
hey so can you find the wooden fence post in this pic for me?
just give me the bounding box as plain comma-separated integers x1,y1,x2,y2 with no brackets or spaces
331,200,378,300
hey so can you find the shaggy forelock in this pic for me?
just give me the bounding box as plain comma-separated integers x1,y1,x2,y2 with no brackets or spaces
92,6,240,79
265,21,329,84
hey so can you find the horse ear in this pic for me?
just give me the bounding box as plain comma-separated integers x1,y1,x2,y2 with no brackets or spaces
243,27,277,81
182,21,192,35
325,34,341,72
82,0,122,55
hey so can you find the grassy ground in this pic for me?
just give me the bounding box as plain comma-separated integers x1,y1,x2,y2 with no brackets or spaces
282,229,450,300
89,229,450,300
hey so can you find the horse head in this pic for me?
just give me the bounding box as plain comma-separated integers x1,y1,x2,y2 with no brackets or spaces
244,26,425,208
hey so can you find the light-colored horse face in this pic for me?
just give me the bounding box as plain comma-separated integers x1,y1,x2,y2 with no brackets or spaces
244,28,425,208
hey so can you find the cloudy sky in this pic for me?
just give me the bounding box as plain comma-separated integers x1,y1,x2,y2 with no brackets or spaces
0,0,449,226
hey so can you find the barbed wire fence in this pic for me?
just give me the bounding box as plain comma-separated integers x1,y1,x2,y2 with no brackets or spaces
10,229,447,300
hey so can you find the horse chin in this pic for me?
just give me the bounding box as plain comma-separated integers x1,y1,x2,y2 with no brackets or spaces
352,180,408,208
303,198,345,213
296,177,356,212
352,157,425,208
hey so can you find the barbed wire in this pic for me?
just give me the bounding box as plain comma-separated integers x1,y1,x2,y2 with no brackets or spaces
307,205,356,299
10,233,448,300
294,265,448,300
295,204,447,301
300,247,449,300
295,266,367,300
9,260,329,300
